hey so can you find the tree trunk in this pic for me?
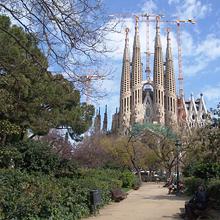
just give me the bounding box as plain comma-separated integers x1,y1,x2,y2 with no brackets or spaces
137,169,142,185
166,166,172,180
132,163,142,185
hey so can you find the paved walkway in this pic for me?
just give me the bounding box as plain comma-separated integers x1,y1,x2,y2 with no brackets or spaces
85,183,187,220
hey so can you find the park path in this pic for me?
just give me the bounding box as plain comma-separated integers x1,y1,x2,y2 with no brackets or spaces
85,183,187,220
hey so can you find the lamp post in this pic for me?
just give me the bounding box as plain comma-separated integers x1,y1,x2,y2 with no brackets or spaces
175,139,181,195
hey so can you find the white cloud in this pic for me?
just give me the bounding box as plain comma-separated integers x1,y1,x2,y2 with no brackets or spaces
141,0,158,13
99,0,218,123
175,0,212,19
181,30,195,56
214,66,220,73
195,34,220,59
184,34,220,76
202,83,220,102
168,0,180,4
98,79,120,94
184,57,207,76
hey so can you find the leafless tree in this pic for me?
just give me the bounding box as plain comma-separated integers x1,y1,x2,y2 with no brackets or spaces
41,130,74,159
72,133,117,168
0,0,118,95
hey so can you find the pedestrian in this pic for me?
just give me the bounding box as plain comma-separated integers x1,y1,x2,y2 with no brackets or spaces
184,185,208,219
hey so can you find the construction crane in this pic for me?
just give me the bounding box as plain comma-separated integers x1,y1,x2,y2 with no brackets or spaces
176,19,195,98
161,19,195,98
110,13,195,97
141,14,164,81
109,13,163,82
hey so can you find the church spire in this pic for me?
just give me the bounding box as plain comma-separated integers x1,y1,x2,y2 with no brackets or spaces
102,105,108,133
120,28,130,96
133,16,140,48
94,107,101,133
153,16,165,124
119,28,131,134
131,16,142,87
155,16,162,47
164,28,177,129
130,16,143,125
165,28,176,94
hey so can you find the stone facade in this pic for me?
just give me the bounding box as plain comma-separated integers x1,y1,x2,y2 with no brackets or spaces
94,17,208,134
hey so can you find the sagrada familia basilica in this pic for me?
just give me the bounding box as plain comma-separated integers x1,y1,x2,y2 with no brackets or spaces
94,16,208,135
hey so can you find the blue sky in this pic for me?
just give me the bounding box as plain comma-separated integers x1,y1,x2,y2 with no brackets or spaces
94,0,220,128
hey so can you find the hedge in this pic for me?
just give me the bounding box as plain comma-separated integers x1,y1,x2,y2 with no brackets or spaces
207,178,220,205
0,140,139,219
0,168,137,219
184,176,205,195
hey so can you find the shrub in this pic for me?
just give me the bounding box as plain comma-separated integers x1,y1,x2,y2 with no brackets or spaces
78,168,123,205
1,140,61,174
119,170,136,188
0,169,90,220
183,162,220,180
132,178,141,190
207,178,220,204
0,140,137,219
193,162,220,180
0,167,136,219
184,176,205,195
0,146,22,168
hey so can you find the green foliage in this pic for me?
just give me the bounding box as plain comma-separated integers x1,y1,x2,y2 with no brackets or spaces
0,169,90,220
0,15,94,143
184,176,205,195
0,140,81,178
0,168,135,219
0,140,60,174
0,146,22,169
132,123,177,140
80,168,123,189
132,177,141,190
183,162,220,180
207,178,220,204
0,120,21,135
193,162,220,180
119,170,137,188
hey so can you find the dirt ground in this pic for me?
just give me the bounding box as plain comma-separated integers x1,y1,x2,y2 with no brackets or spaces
84,183,188,220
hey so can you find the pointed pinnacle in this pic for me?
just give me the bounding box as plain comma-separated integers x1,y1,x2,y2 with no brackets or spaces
166,27,171,41
135,15,139,31
156,15,160,33
125,27,129,46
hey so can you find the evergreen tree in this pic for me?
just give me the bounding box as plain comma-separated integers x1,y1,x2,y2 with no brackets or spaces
0,15,94,144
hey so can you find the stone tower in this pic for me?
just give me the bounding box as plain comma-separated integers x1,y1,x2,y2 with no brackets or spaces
94,107,101,133
153,16,165,124
131,16,143,124
111,17,209,136
119,28,131,133
112,108,120,134
164,29,177,129
102,105,108,133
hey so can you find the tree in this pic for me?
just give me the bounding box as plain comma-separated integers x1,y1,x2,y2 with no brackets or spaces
131,123,180,179
181,103,220,178
40,130,74,160
0,0,117,91
72,134,119,168
0,15,94,145
100,128,159,183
